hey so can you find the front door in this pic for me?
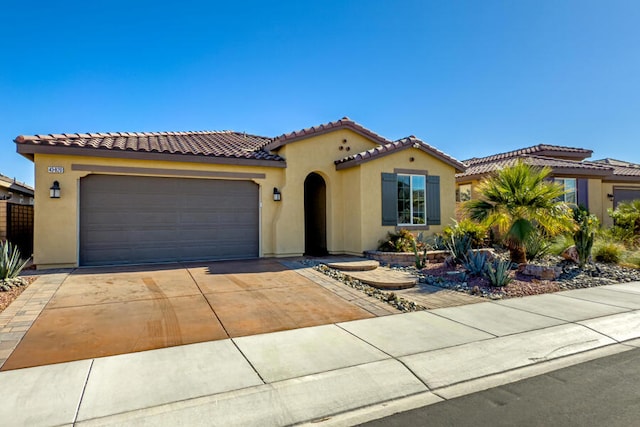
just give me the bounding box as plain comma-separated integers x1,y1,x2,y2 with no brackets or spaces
304,173,327,256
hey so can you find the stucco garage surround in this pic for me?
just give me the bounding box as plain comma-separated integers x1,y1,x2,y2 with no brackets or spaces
79,175,259,266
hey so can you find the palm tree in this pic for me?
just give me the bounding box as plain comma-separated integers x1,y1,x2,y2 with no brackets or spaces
464,160,574,264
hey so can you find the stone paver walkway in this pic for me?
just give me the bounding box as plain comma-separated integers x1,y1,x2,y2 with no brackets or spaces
397,282,484,309
0,272,69,367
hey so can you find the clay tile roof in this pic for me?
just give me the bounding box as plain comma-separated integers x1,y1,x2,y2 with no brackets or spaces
456,154,613,180
464,144,593,165
264,117,393,151
335,136,465,172
15,131,284,163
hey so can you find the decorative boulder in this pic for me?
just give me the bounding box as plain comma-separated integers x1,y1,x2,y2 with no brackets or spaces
518,264,562,280
562,246,580,264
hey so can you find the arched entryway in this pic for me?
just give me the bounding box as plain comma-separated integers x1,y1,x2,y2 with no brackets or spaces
304,172,327,256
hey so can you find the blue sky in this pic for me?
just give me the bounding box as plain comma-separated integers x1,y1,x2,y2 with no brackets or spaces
2,0,639,186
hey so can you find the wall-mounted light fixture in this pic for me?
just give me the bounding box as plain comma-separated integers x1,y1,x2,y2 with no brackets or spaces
273,187,282,202
50,181,61,198
607,193,614,201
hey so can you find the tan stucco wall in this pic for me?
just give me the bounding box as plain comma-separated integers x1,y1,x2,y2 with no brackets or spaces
31,128,459,267
599,182,640,228
33,153,284,268
359,151,458,252
272,129,379,256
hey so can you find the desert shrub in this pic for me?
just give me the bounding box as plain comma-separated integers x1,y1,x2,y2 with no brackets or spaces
378,229,415,252
462,250,488,276
485,258,513,287
549,234,574,256
442,219,488,248
593,242,624,264
600,225,639,248
412,232,430,269
608,200,640,240
443,233,472,265
622,250,640,268
1,241,30,280
524,230,553,261
573,207,599,268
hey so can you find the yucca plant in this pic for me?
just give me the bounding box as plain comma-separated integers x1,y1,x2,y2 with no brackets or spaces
485,258,513,287
0,241,30,280
462,250,488,276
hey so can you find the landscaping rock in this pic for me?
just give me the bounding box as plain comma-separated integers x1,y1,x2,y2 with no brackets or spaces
518,264,562,280
561,246,580,263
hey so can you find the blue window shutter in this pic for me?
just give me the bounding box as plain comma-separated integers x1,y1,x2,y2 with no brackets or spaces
381,173,397,225
577,178,589,210
426,175,441,225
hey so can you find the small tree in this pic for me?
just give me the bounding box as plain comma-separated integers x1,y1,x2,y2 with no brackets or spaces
464,160,574,263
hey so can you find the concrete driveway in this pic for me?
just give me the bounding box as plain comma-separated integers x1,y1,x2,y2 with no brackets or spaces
1,259,373,370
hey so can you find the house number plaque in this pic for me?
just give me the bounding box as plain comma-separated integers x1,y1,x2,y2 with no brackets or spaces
47,166,64,174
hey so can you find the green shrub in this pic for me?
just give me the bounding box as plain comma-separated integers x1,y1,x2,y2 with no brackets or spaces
442,219,488,248
0,241,30,280
622,250,640,268
443,233,472,265
485,258,513,287
573,207,598,268
593,242,624,264
549,234,574,256
608,200,640,239
462,250,488,276
412,232,429,269
378,229,416,252
524,230,553,261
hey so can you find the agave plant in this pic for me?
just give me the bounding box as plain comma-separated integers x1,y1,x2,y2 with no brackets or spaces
485,258,513,287
0,241,30,280
462,250,488,276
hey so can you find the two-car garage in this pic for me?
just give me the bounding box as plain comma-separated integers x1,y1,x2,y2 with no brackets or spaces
79,175,259,266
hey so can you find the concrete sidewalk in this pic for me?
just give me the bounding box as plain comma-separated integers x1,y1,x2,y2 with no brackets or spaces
2,282,640,426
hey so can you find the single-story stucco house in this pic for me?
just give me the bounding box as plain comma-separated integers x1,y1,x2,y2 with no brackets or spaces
15,118,465,269
456,144,640,227
0,173,34,205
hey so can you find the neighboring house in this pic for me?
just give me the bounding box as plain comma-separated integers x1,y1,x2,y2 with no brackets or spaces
0,173,34,205
15,118,465,269
456,144,640,228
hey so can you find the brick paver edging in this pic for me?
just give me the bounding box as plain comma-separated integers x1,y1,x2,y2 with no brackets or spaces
0,272,70,368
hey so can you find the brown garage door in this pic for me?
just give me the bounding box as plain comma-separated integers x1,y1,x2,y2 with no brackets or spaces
80,175,259,266
613,188,640,208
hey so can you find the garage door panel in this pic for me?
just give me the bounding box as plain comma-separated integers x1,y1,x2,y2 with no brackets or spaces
80,175,259,266
614,189,640,207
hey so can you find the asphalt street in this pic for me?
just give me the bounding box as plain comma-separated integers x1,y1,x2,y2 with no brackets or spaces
361,346,640,427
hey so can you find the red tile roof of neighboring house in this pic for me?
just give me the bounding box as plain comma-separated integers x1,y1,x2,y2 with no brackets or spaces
265,117,392,151
464,144,593,165
15,131,284,164
457,155,613,180
335,136,466,172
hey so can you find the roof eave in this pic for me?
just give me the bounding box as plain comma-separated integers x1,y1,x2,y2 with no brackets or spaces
16,144,287,168
265,121,392,152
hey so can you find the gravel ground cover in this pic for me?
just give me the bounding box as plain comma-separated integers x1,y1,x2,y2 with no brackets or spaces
307,256,640,312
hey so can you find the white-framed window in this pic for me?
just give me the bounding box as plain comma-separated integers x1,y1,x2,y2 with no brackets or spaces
555,178,577,203
397,174,426,225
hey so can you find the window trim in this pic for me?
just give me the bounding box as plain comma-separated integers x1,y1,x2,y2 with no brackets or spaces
554,178,577,204
396,173,426,226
